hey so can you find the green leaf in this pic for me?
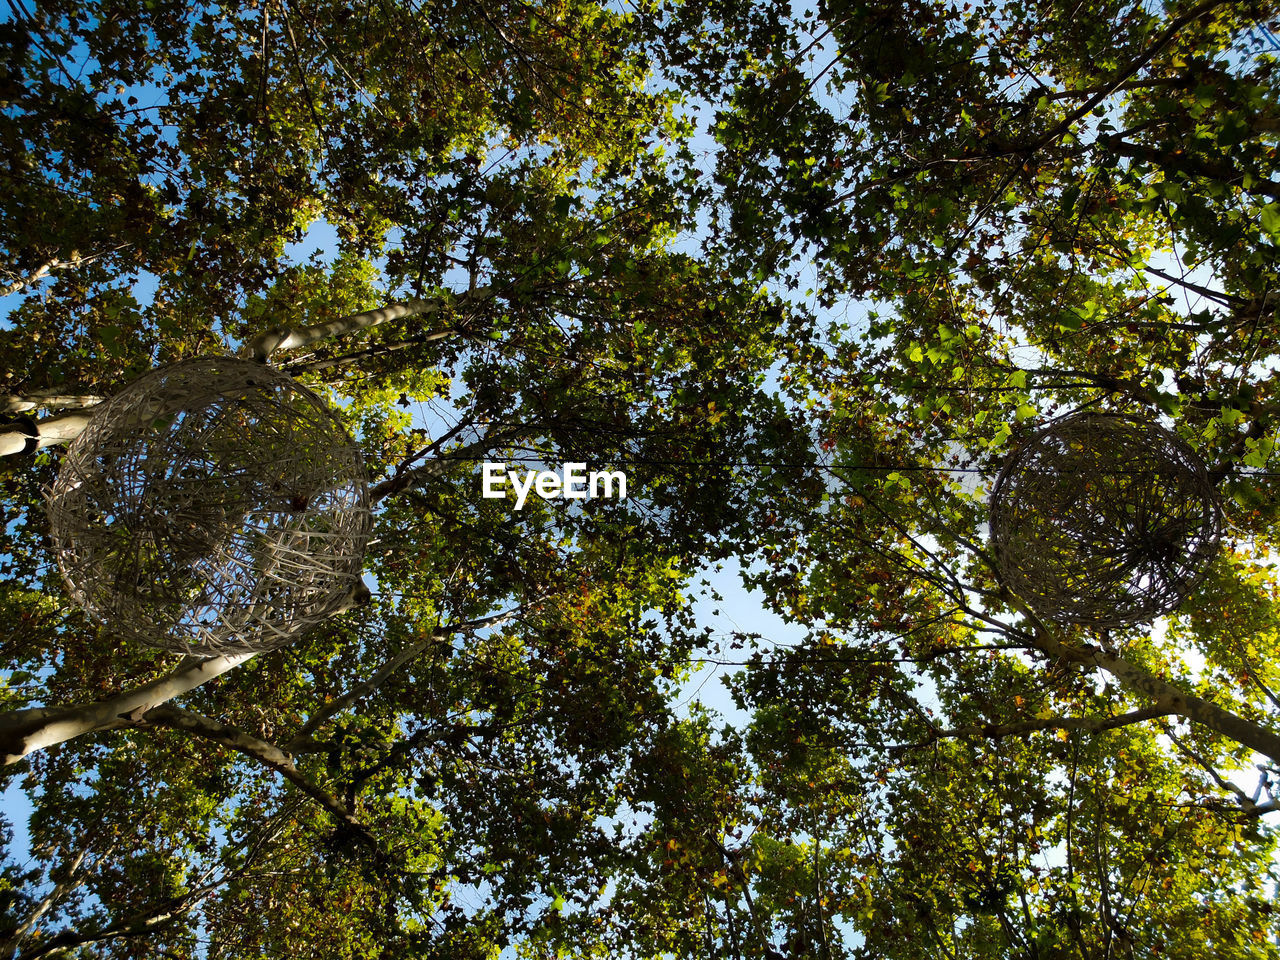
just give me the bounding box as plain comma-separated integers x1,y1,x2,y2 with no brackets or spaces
1261,203,1280,241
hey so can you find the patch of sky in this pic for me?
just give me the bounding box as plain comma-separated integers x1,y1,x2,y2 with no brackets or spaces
674,558,806,729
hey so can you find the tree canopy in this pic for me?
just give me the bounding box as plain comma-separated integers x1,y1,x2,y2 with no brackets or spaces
2,0,1280,957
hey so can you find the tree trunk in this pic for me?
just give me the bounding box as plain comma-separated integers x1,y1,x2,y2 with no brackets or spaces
0,603,507,765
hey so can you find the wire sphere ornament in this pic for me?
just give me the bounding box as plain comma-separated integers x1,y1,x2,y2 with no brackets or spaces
989,412,1222,627
48,356,372,656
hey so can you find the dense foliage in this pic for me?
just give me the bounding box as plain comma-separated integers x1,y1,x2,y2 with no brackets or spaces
1,0,1280,957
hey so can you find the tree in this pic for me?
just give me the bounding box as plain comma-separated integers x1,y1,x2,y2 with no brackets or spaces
633,0,1280,954
0,2,803,956
6,0,1280,957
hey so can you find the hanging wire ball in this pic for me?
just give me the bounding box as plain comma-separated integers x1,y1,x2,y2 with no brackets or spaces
48,356,372,656
989,412,1222,627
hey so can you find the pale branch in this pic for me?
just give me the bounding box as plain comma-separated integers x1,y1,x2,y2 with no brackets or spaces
809,810,833,960
1000,591,1280,766
1164,726,1280,816
245,300,436,361
0,409,96,458
890,701,1178,753
885,508,1280,765
0,290,490,457
0,244,134,299
0,393,103,414
0,581,373,764
126,705,375,844
286,607,518,749
0,257,62,298
0,654,253,765
242,287,491,363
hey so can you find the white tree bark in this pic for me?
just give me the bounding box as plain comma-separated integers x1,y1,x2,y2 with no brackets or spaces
1002,592,1280,765
0,393,103,414
0,291,489,458
0,245,131,299
0,653,255,764
0,602,507,765
242,286,489,362
0,257,62,298
0,410,96,457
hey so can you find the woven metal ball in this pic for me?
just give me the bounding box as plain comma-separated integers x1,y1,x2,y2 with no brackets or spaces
989,412,1221,627
48,357,372,656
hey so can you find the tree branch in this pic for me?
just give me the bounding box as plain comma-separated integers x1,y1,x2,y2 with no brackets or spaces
1001,590,1280,765
282,326,459,376
0,409,96,457
286,607,518,749
1029,0,1226,151
369,423,526,502
0,393,103,415
0,291,493,458
242,287,491,363
127,705,375,844
0,246,128,298
1039,76,1194,101
1,846,89,957
9,815,291,960
0,653,255,765
0,579,373,764
1105,135,1280,201
1164,725,1279,816
891,701,1179,752
1140,263,1247,308
831,0,1228,203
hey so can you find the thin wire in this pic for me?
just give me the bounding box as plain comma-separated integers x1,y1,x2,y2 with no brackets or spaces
429,453,986,473
409,451,1280,480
